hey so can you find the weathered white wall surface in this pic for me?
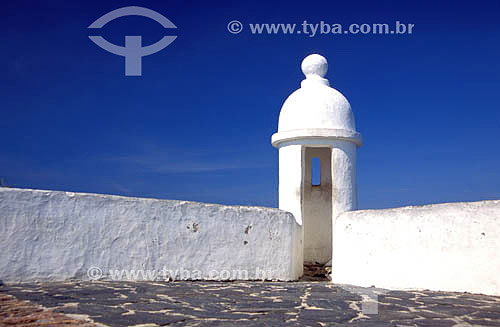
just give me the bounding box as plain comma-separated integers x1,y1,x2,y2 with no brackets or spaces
332,200,500,296
0,187,302,282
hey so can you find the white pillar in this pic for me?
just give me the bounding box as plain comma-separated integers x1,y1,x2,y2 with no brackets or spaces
331,141,358,215
278,144,304,276
278,144,305,225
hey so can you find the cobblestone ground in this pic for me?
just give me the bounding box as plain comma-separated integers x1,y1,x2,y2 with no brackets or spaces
1,281,500,327
0,292,95,327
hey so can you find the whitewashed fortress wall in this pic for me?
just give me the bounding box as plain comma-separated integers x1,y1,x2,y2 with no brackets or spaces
0,187,303,282
332,200,500,296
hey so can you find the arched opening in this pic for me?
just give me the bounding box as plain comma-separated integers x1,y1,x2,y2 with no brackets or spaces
303,147,333,265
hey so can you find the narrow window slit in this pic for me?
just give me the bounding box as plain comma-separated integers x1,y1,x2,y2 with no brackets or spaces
312,157,321,186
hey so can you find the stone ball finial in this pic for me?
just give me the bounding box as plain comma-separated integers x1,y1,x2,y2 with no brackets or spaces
301,54,328,78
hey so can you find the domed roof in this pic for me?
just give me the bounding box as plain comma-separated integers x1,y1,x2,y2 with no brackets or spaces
271,54,362,148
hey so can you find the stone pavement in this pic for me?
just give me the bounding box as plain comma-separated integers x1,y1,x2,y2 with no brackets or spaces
1,280,500,327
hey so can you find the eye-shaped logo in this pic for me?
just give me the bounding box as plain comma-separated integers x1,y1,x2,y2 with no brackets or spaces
88,6,177,76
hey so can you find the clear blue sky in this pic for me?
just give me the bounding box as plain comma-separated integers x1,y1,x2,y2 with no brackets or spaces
1,0,499,209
